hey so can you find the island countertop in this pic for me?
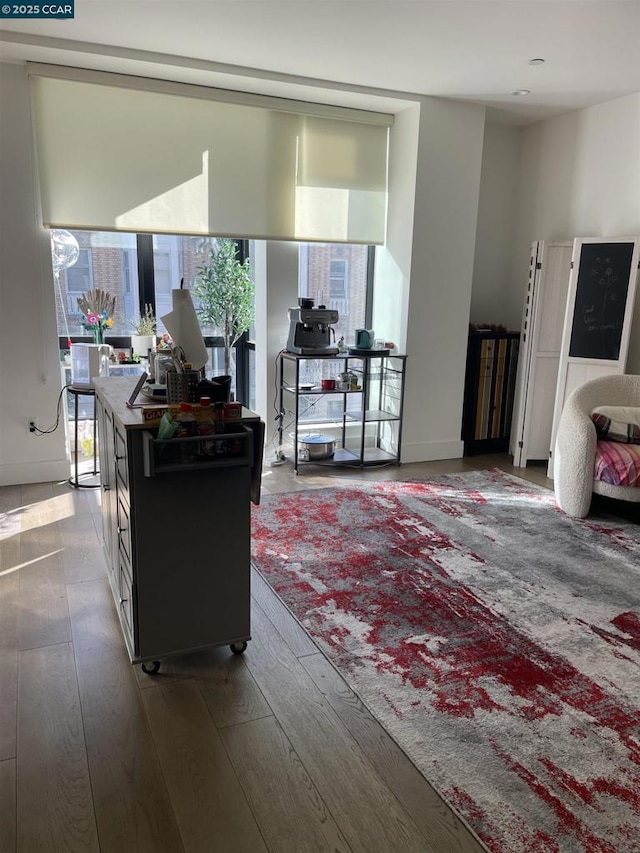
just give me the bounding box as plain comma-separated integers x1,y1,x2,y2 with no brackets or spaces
93,376,260,431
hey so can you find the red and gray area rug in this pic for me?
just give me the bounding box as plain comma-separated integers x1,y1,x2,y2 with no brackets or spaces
251,469,640,853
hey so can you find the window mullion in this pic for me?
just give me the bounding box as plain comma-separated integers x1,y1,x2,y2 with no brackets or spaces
365,245,375,329
235,332,250,401
137,234,155,311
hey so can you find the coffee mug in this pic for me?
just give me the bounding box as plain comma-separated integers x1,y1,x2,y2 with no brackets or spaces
321,378,336,390
355,329,374,349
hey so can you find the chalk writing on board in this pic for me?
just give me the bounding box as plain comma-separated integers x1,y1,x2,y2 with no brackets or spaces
582,261,618,328
569,242,633,360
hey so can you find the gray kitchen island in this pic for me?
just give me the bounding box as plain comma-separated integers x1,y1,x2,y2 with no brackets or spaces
94,376,263,674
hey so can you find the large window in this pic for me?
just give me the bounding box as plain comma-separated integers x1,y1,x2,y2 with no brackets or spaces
51,230,255,405
54,231,139,337
298,243,372,345
296,242,374,390
52,232,373,412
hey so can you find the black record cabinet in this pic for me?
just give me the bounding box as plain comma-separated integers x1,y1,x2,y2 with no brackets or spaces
462,329,520,455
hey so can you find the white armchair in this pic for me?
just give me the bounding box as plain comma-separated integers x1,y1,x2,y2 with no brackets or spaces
554,373,640,518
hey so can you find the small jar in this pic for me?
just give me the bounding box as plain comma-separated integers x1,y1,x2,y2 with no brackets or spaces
174,402,198,462
175,402,197,437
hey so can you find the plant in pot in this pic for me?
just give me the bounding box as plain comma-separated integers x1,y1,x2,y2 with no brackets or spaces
192,239,254,376
130,304,157,358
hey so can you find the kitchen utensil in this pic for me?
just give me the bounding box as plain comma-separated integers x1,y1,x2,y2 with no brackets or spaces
299,433,335,460
355,329,374,349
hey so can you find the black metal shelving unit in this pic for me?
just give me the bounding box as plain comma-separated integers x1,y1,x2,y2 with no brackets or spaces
278,351,407,473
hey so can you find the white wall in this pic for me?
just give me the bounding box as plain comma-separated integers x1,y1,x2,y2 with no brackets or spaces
471,121,521,330
513,93,640,372
400,97,486,462
471,93,640,370
372,104,420,349
0,63,70,486
253,239,298,462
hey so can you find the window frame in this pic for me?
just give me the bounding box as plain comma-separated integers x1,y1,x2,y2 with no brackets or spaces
329,259,348,300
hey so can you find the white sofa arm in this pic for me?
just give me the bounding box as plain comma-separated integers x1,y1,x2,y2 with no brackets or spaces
554,395,597,518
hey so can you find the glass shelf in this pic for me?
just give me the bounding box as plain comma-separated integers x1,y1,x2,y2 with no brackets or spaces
345,409,401,423
282,385,362,395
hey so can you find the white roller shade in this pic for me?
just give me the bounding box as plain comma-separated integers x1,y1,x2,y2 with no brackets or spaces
295,115,388,242
29,66,391,244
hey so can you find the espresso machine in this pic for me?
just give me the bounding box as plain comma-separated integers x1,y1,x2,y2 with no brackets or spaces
286,298,339,355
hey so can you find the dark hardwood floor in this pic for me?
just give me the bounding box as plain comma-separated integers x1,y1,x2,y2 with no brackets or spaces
0,453,552,852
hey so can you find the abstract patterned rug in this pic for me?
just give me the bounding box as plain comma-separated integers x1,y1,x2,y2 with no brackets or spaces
250,469,640,853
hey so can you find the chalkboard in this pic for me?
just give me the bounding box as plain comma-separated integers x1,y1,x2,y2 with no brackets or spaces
569,241,635,360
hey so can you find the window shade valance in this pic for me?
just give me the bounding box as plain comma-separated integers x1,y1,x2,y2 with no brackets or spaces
28,65,391,244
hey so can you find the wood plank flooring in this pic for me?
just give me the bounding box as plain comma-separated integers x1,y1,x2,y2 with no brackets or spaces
0,454,553,852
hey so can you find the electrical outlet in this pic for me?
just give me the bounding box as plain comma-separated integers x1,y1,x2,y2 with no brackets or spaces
28,418,38,433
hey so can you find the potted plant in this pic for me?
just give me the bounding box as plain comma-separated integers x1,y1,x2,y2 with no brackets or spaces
192,239,254,375
130,304,157,357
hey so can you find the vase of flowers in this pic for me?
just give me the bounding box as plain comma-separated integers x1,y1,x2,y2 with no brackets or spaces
130,304,157,357
77,289,115,345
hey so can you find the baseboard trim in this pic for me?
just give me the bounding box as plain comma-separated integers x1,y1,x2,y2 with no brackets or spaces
0,459,71,487
400,439,464,464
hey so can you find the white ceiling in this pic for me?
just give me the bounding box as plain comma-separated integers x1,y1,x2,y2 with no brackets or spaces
1,1,639,125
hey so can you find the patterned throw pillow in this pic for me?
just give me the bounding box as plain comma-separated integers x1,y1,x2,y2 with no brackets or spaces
591,405,640,444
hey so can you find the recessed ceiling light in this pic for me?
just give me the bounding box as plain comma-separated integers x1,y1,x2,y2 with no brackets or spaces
512,89,531,96
529,58,545,66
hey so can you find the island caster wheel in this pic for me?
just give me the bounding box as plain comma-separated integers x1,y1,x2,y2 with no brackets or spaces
230,642,247,655
141,660,161,675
